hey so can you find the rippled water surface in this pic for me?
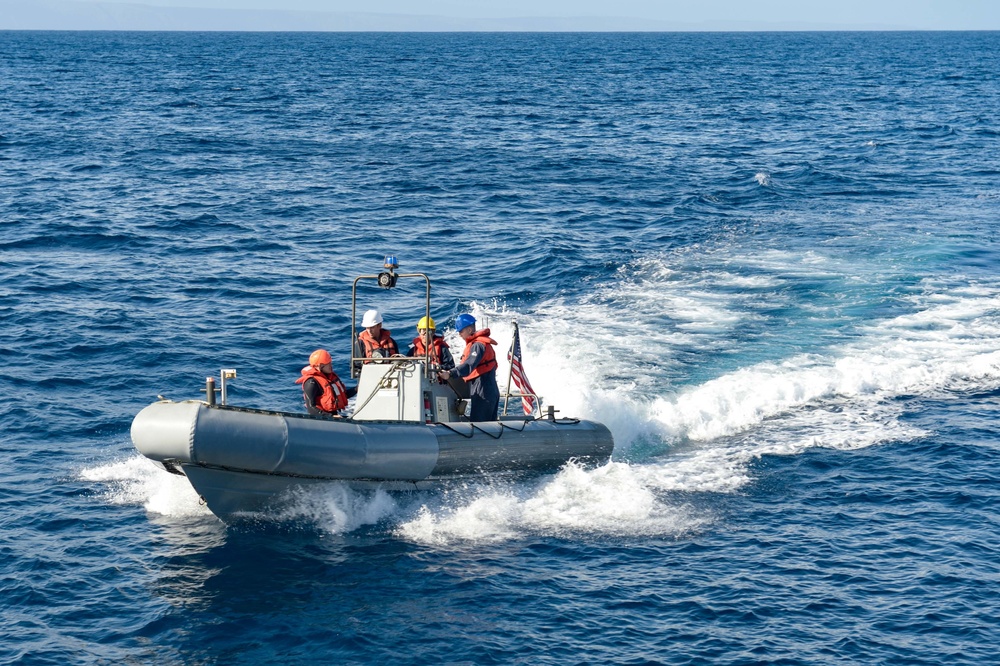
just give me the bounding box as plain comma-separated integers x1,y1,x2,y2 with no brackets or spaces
2,31,1000,664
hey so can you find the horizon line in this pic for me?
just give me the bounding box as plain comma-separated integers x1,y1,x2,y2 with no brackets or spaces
2,28,997,32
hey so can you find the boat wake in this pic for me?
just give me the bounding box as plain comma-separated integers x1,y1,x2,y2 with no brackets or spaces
82,253,1000,544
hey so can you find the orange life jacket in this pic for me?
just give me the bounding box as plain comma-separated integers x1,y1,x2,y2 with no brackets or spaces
410,334,450,365
358,328,399,360
295,366,349,412
460,328,498,380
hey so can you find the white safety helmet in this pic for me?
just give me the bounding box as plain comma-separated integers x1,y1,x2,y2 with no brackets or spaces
361,309,383,327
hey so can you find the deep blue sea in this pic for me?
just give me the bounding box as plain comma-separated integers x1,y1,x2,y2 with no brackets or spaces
2,30,1000,664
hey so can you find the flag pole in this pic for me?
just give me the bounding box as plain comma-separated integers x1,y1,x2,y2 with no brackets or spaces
503,321,517,416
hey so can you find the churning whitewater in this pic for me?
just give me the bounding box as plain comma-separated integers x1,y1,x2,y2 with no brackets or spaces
84,250,1000,544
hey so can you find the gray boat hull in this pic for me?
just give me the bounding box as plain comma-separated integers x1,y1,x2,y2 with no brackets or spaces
131,401,615,520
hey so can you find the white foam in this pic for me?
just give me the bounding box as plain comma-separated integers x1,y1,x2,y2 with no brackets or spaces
397,491,521,544
516,264,1000,448
80,454,211,518
455,259,1000,537
395,462,709,545
269,483,399,534
88,258,1000,545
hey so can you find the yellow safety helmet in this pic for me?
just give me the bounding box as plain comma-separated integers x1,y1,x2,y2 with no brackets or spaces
416,315,435,330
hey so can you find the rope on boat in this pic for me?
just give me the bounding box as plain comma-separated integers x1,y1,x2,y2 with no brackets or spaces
438,419,529,439
348,359,417,420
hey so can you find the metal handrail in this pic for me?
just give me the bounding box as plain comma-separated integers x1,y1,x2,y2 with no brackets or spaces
351,271,431,380
500,390,541,419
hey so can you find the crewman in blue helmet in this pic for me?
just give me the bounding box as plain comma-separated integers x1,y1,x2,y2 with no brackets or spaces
437,313,499,421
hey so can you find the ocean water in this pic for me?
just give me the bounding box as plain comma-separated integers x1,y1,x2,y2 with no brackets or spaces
2,30,1000,664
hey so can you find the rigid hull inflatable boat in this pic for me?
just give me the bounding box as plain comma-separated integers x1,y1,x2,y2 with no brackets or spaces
131,262,615,521
131,366,613,520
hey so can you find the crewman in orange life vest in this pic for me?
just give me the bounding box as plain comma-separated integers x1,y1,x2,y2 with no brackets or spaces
353,308,400,370
437,313,500,421
406,315,455,373
296,349,357,416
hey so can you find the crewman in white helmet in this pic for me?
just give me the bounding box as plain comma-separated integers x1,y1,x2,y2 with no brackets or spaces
353,309,400,369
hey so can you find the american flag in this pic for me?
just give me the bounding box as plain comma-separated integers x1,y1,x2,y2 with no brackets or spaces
507,323,537,415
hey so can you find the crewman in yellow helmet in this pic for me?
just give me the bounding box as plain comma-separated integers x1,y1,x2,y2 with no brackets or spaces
406,315,455,372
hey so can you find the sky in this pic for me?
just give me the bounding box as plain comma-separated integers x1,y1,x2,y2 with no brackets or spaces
5,0,1000,30
70,0,1000,24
